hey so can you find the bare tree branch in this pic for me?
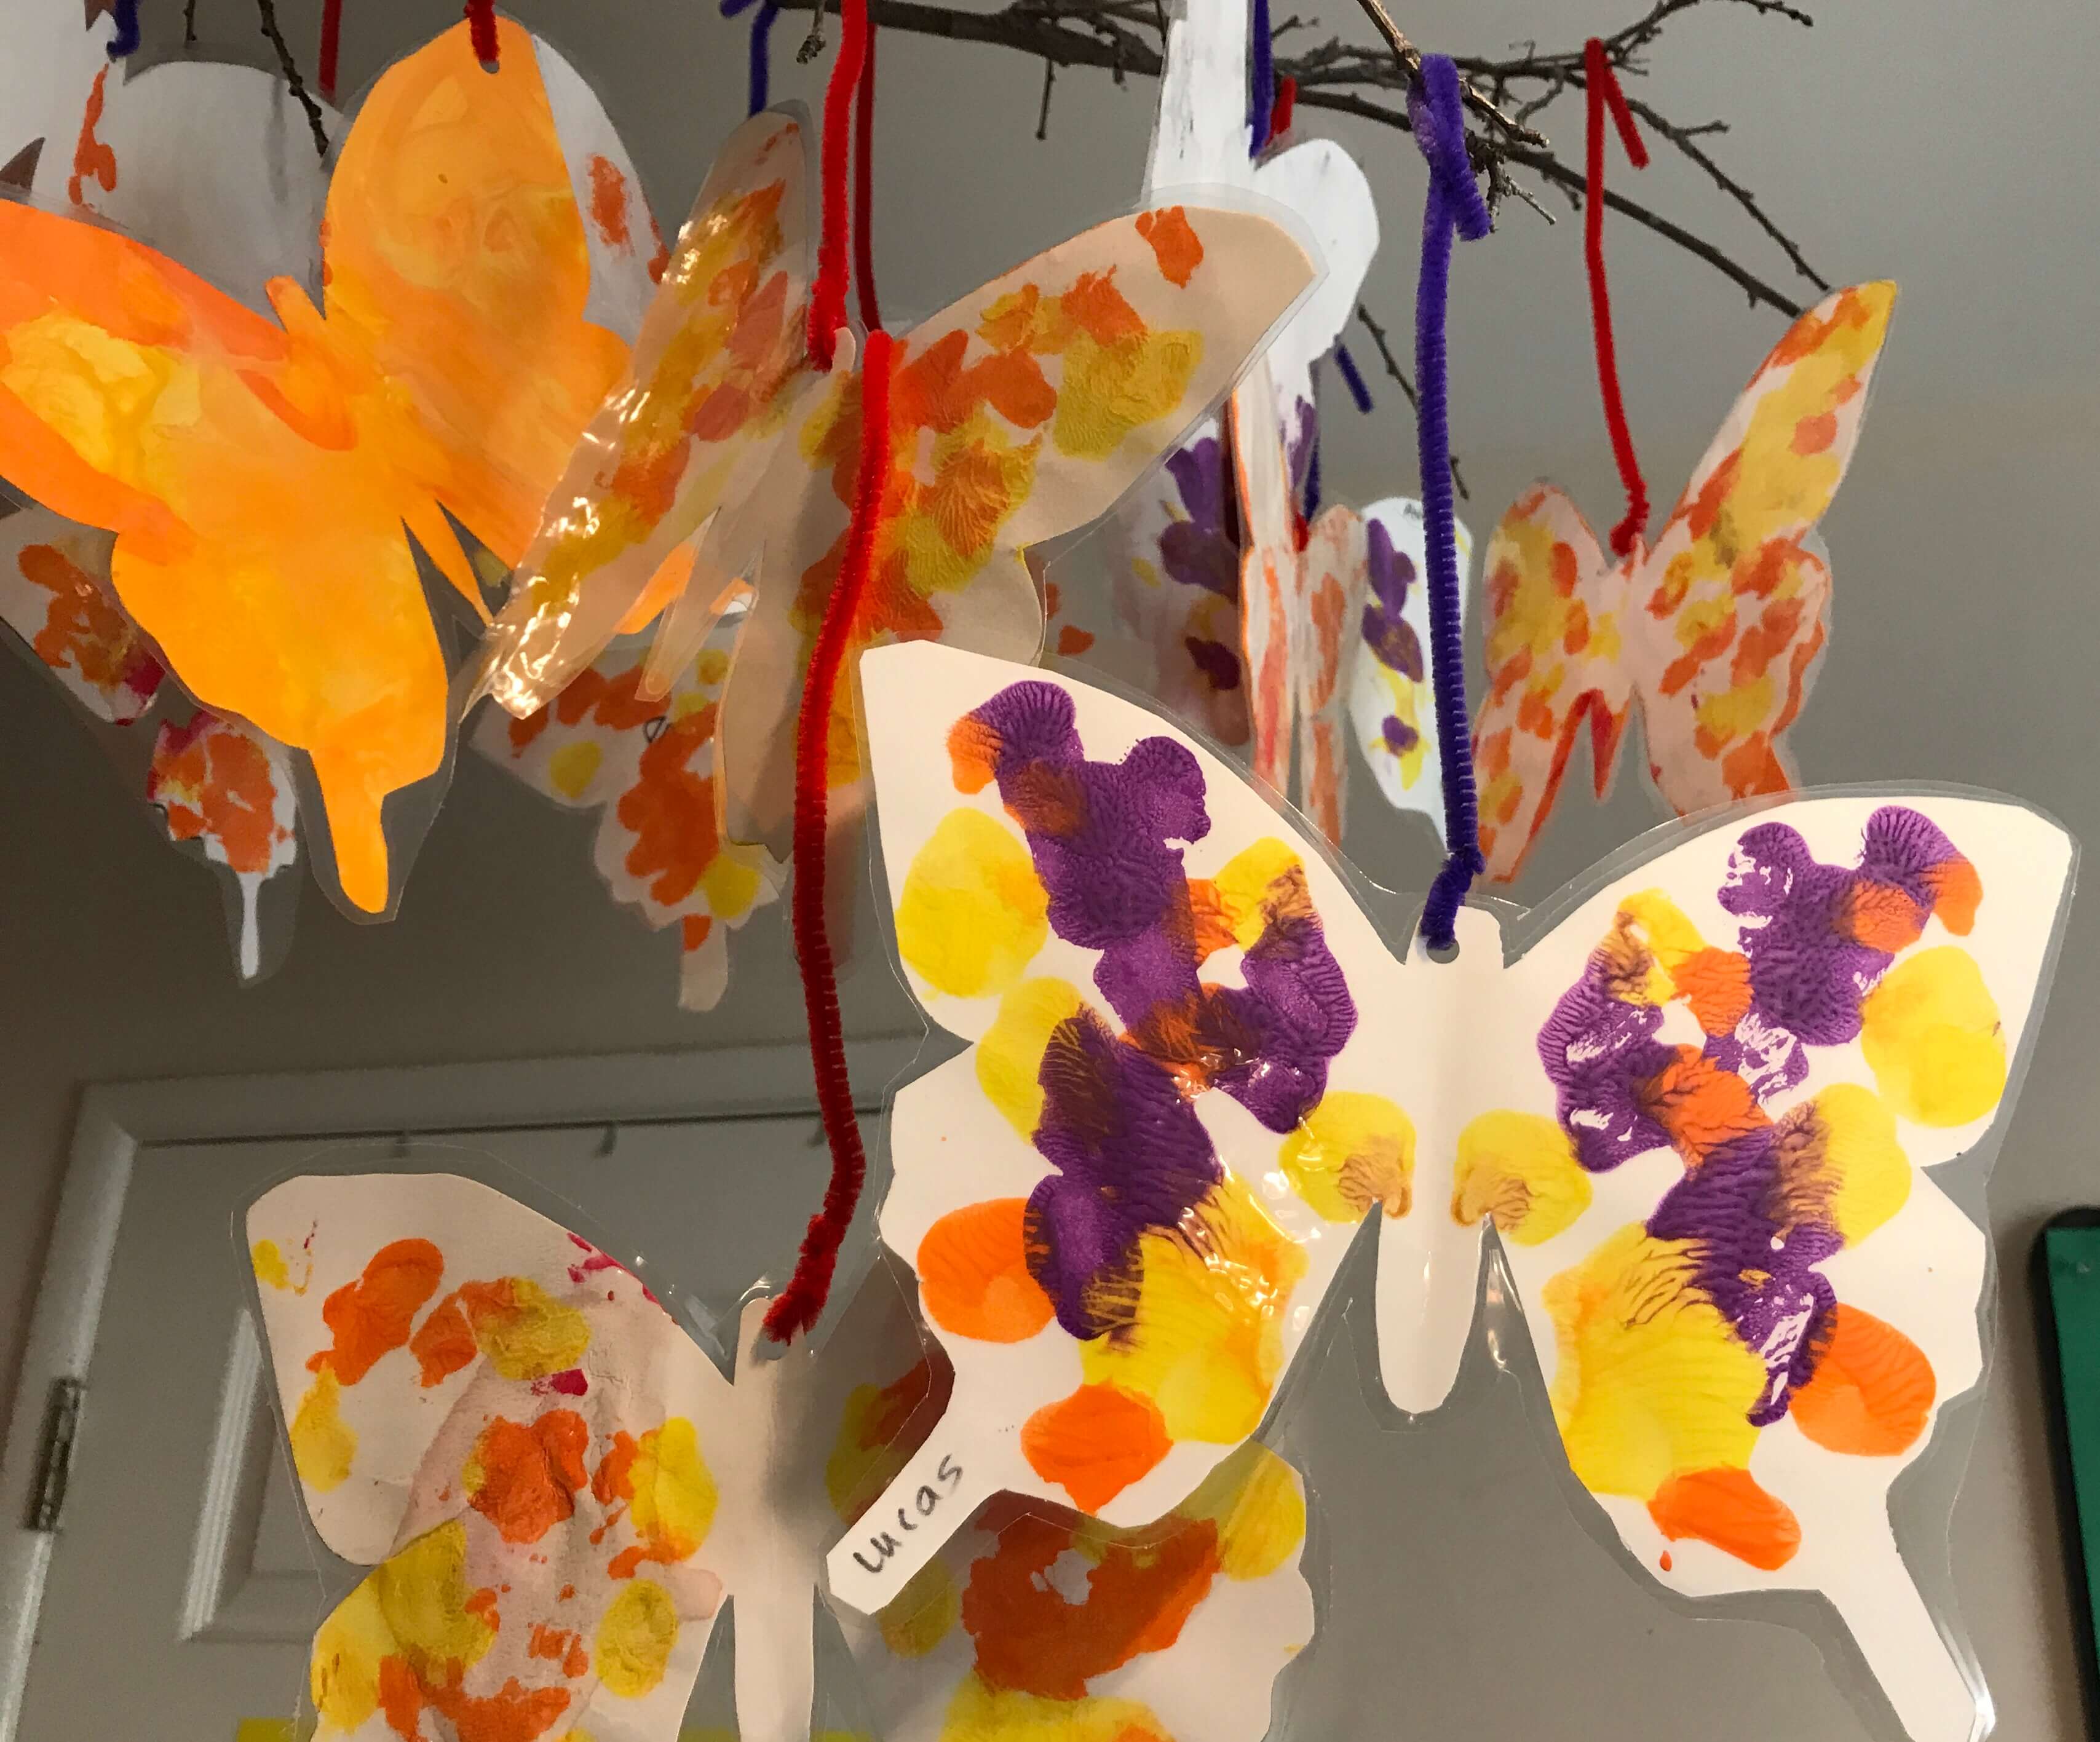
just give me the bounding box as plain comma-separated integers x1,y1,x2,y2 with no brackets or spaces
252,0,329,157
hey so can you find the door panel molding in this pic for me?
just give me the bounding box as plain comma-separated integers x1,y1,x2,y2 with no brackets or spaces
0,1032,924,1740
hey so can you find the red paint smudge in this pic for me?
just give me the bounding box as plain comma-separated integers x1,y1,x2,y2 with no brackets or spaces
587,155,632,248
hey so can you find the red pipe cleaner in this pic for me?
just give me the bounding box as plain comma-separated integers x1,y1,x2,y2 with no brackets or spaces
1269,75,1296,143
318,0,343,99
852,16,881,330
807,0,870,368
466,0,500,71
1583,37,1650,558
764,329,897,1346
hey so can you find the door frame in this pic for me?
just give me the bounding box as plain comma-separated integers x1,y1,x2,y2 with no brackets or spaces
0,1032,923,1741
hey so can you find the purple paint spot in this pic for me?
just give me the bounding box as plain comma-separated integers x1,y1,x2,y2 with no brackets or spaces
1381,716,1420,756
1184,636,1243,692
1359,518,1424,678
1159,435,1240,603
962,679,1358,1334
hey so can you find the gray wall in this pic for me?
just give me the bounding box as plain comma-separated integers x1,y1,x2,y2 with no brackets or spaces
4,0,2098,1731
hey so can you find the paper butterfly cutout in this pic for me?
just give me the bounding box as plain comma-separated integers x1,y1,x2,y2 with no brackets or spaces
0,0,116,194
0,18,670,917
834,638,2070,1742
1473,281,1895,884
245,1171,1312,1742
1344,497,1470,829
471,106,1318,903
472,609,779,1012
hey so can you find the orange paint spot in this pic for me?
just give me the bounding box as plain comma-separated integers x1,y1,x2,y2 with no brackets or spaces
617,710,724,906
424,1669,573,1742
1674,948,1753,1038
410,1294,478,1387
592,1430,639,1507
1925,856,1983,935
17,542,157,703
307,1240,444,1385
1135,207,1205,288
1647,1467,1801,1570
946,716,1002,794
558,1583,576,1602
1837,879,1929,952
1056,624,1096,657
917,1199,1056,1343
1638,1048,1769,1163
586,154,632,248
1021,1382,1172,1514
1791,410,1838,456
1059,269,1146,347
962,1511,1221,1700
1659,1550,1673,1572
378,1654,424,1739
149,716,286,874
466,1412,591,1545
67,66,116,208
464,1585,502,1631
1789,1305,1935,1456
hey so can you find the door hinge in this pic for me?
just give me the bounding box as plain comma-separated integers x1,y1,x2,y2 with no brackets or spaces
26,1377,84,1532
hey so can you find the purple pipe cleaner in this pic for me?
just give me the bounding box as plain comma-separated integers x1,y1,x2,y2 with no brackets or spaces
1410,55,1491,954
1249,0,1275,155
719,0,780,115
1333,342,1376,413
106,0,140,58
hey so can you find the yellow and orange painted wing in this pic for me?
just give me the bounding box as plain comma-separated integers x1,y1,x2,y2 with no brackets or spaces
0,21,653,916
477,108,815,718
719,202,1317,860
1472,483,1631,883
1628,281,1896,814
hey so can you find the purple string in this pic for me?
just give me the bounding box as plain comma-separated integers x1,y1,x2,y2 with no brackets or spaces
1333,342,1374,413
720,0,780,113
106,0,140,57
1411,54,1491,954
1248,0,1274,155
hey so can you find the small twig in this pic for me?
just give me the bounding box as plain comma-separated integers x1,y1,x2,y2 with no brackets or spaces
253,0,329,159
1355,304,1469,501
183,0,198,47
1036,57,1056,139
798,0,826,62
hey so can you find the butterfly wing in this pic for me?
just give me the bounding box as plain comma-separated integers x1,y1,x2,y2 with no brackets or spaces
0,504,155,721
147,708,300,981
1232,357,1297,800
1292,502,1368,845
828,638,1428,1615
1472,483,1631,882
719,204,1315,864
1628,282,1896,814
1384,791,2070,1742
1346,497,1468,840
247,1171,731,1742
471,617,779,1012
841,1442,1313,1742
475,108,815,718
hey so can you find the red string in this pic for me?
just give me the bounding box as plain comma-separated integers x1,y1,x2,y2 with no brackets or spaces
808,0,870,368
852,19,881,330
466,0,500,71
318,0,343,100
1583,37,1650,558
1269,75,1296,143
764,330,897,1346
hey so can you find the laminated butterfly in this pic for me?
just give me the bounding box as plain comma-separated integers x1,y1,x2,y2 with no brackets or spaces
831,638,2071,1742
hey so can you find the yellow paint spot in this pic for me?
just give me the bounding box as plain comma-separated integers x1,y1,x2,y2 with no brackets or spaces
701,849,763,921
252,1239,290,1290
549,739,603,798
876,1559,959,1658
374,1519,496,1674
467,1276,592,1379
1080,1174,1307,1442
1451,1111,1592,1245
1211,839,1304,951
694,646,731,685
290,1368,356,1492
977,978,1087,1139
309,1577,390,1732
1278,1091,1414,1222
896,808,1050,999
1805,1083,1912,1241
596,1578,680,1697
1181,1444,1306,1580
935,1673,1172,1742
1861,946,2007,1127
630,1417,718,1563
1543,1225,1764,1500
